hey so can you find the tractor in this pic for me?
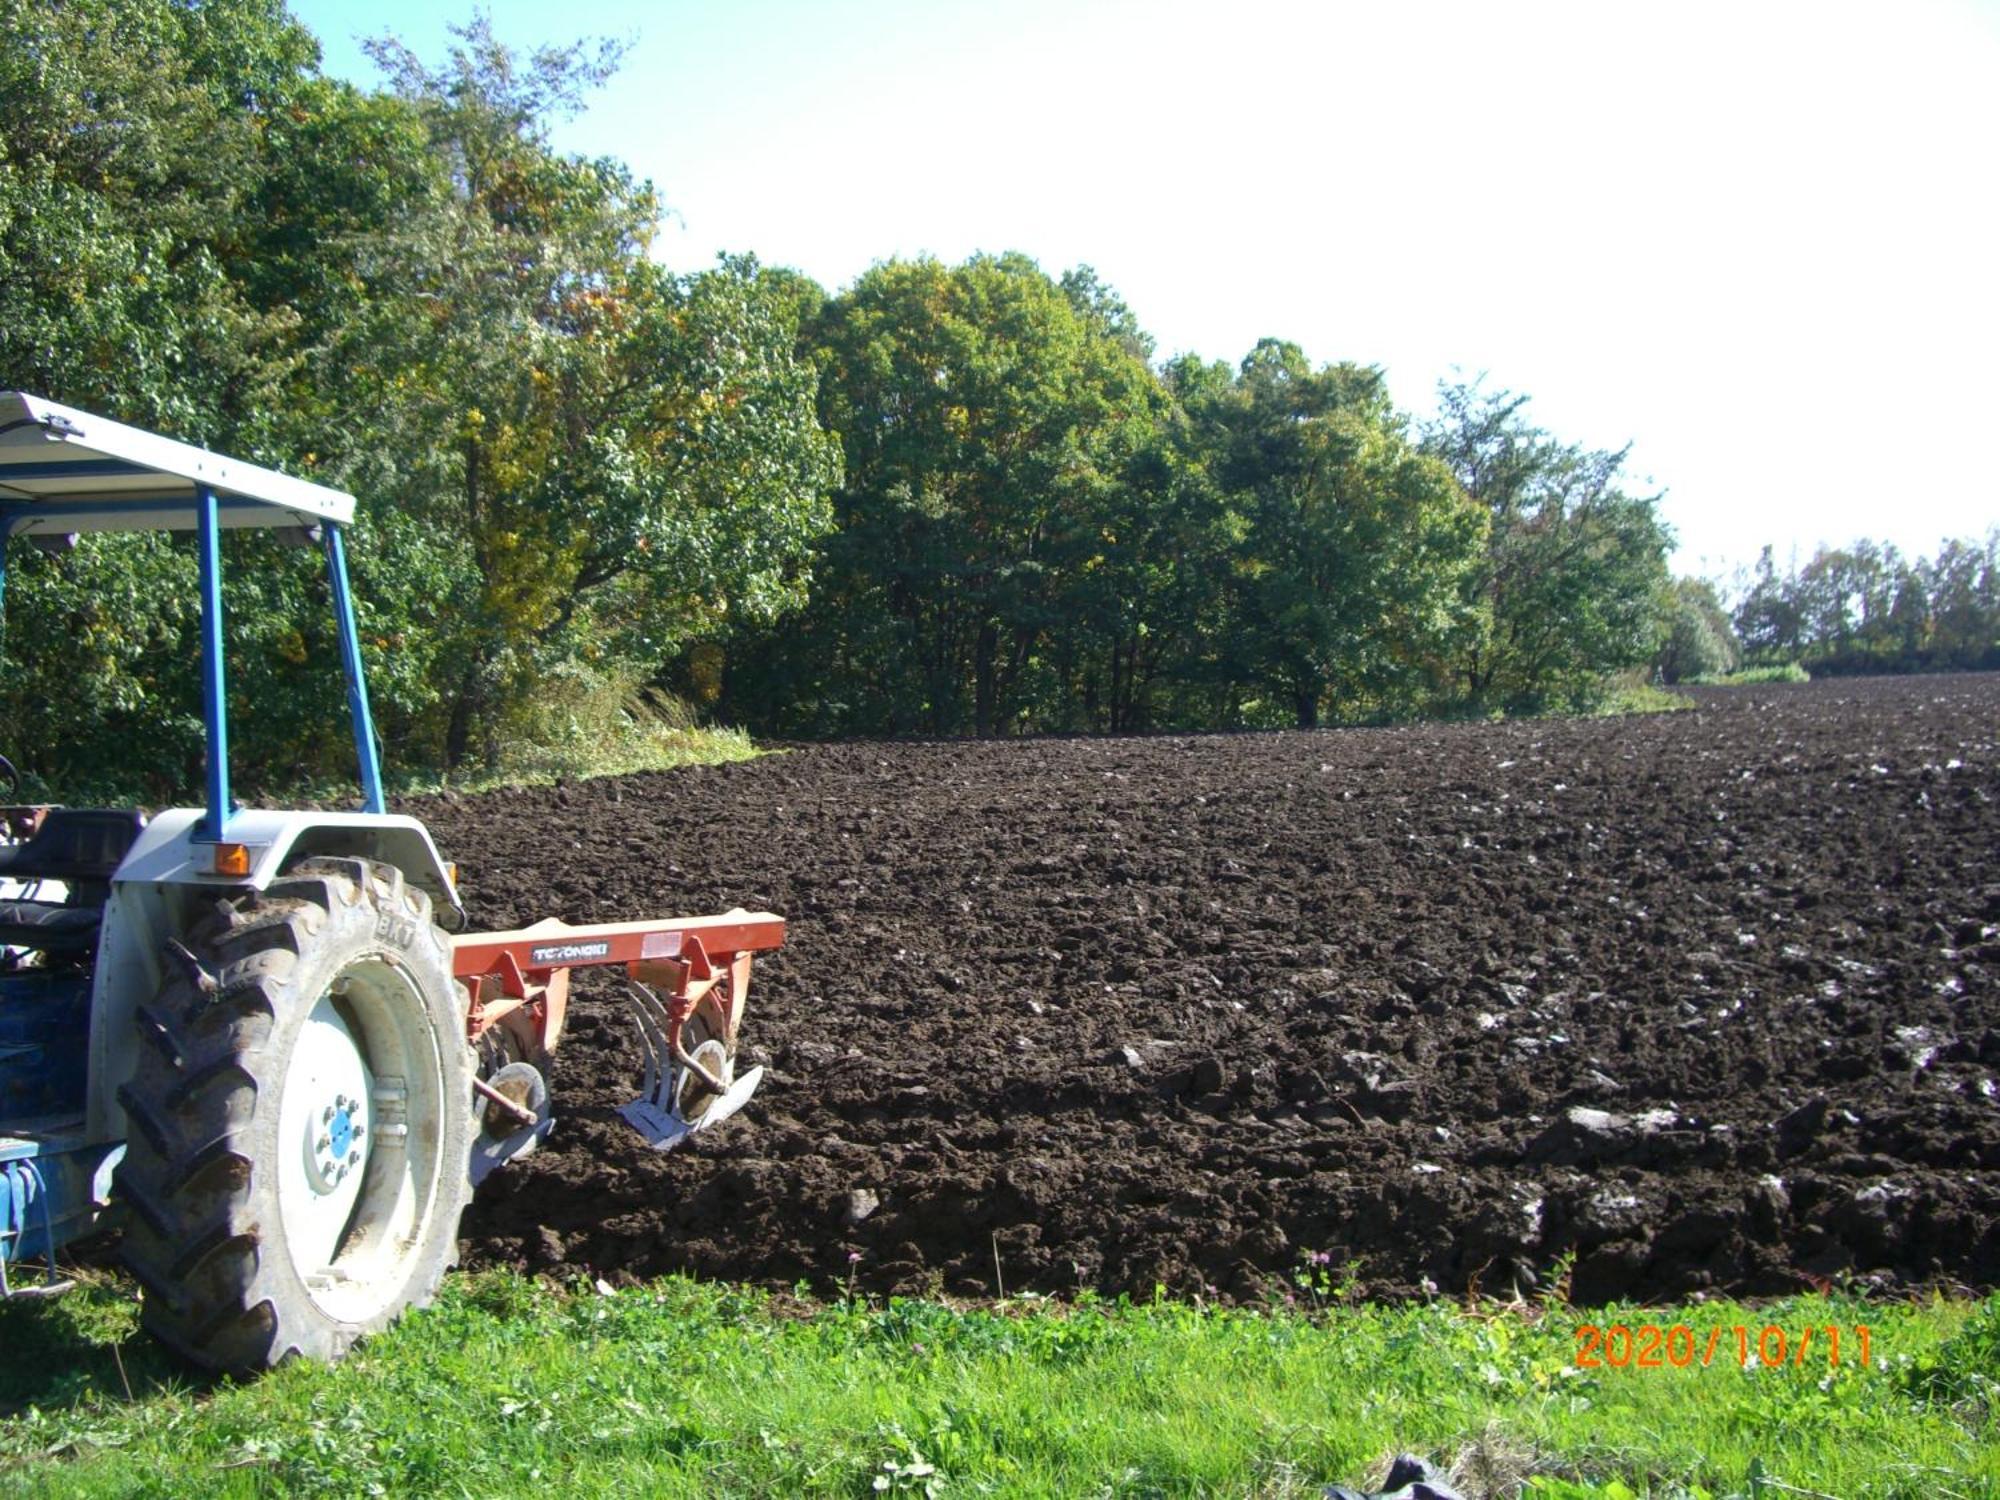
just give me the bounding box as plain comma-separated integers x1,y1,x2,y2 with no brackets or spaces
0,392,781,1373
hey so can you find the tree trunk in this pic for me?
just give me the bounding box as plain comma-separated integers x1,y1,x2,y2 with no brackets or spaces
1107,637,1126,733
1294,688,1319,729
443,663,481,770
974,621,998,737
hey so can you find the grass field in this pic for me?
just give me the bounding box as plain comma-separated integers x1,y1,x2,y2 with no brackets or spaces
0,1273,1992,1498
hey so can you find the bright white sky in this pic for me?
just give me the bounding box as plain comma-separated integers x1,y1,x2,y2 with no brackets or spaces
288,0,2000,580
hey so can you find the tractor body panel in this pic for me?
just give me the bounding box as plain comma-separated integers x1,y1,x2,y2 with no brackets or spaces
0,970,91,1121
0,1131,122,1271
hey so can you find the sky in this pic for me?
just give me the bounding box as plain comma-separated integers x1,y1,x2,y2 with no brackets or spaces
286,0,2000,581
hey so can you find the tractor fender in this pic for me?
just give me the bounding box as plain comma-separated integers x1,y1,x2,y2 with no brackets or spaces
110,809,462,924
83,810,465,1145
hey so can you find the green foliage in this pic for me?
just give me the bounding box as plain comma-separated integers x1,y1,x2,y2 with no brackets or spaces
1592,676,1694,717
0,0,319,437
326,22,838,770
1196,342,1486,727
8,4,1931,792
731,252,1161,736
1904,1291,2000,1410
724,301,1493,739
439,668,760,789
1424,380,1674,713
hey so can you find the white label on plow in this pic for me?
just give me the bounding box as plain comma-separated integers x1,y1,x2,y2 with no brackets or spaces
640,930,683,959
530,940,612,965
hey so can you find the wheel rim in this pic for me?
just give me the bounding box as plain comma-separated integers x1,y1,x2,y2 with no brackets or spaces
277,955,448,1323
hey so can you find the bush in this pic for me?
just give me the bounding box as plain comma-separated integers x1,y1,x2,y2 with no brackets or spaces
1656,578,1741,684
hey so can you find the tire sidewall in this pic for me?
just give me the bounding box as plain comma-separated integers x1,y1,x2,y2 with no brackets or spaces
252,866,472,1353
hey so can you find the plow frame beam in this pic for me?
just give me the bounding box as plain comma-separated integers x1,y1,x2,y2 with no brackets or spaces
450,909,784,1062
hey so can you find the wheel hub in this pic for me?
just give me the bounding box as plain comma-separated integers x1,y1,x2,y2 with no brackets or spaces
677,1038,731,1123
307,1093,368,1194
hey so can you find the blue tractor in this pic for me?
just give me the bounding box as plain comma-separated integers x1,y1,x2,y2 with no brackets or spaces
0,393,782,1373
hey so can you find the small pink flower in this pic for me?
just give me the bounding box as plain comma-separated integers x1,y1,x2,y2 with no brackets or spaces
848,1250,863,1264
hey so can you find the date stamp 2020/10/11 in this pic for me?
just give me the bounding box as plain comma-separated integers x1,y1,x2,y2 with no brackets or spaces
1574,1324,1872,1370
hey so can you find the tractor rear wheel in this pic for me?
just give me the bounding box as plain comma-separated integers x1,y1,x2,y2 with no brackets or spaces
115,857,474,1374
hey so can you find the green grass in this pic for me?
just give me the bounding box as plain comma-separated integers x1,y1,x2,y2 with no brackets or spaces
0,1273,1992,1497
1589,680,1694,717
1688,663,1811,686
227,720,762,811
379,722,765,800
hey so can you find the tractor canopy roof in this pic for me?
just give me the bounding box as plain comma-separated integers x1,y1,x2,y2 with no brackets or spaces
0,392,354,537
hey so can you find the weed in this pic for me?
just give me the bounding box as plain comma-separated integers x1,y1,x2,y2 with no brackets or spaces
1292,1249,1365,1314
1540,1249,1579,1311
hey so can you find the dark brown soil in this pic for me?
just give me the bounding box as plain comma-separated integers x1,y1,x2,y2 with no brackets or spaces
415,674,2000,1305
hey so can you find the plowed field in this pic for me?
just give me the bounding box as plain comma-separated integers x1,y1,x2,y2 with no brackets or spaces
422,675,2000,1304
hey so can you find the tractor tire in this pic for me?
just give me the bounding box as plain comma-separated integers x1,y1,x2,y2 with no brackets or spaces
114,857,474,1374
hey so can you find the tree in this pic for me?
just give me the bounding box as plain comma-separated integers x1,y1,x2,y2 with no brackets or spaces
1926,532,2000,668
0,9,840,787
1732,533,1998,674
1208,344,1485,726
1424,378,1673,710
0,0,331,796
793,254,1159,735
1733,545,1805,664
0,0,319,439
326,21,839,767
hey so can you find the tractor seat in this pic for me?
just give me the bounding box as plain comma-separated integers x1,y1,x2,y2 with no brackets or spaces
0,898,102,954
0,808,144,959
0,808,145,884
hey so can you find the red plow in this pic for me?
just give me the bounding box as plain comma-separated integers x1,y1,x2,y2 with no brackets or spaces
453,909,784,1175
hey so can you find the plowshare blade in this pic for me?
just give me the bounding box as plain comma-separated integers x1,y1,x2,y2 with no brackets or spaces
619,1065,765,1152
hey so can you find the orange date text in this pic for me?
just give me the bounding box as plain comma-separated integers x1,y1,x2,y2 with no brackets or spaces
1573,1323,1871,1370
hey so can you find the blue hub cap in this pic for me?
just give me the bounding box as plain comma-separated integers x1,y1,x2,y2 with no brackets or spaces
329,1105,354,1159
306,1090,369,1195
